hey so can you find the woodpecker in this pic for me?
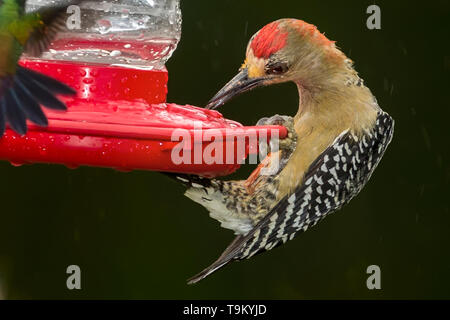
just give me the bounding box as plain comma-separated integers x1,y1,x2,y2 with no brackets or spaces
0,0,83,137
171,19,394,284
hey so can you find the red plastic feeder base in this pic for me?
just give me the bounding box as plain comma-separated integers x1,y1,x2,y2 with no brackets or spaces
0,60,286,177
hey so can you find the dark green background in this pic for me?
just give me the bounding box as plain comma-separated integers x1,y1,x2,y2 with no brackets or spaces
0,0,448,299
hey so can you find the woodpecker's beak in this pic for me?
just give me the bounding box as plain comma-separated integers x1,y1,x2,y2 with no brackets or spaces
205,68,267,110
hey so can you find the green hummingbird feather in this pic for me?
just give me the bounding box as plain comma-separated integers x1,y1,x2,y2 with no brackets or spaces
0,0,82,136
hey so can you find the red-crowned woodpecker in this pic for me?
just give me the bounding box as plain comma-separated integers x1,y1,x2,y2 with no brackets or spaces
172,19,394,284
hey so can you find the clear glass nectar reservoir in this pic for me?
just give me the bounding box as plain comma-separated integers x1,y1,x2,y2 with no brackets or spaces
25,0,182,69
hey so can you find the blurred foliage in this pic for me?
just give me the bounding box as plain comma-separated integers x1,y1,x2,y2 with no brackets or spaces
0,0,448,299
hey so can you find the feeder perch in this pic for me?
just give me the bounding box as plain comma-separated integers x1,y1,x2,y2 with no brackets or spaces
0,0,286,177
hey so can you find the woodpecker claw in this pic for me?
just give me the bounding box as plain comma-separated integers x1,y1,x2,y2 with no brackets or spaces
257,115,298,169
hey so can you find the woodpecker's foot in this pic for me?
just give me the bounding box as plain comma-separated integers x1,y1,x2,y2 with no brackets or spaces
256,114,297,157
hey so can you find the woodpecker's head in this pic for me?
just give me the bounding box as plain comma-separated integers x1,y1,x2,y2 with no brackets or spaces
206,19,348,109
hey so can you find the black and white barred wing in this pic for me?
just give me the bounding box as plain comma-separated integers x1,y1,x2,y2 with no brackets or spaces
188,112,393,284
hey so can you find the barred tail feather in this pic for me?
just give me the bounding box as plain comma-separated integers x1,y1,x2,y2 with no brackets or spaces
162,173,213,189
187,235,244,284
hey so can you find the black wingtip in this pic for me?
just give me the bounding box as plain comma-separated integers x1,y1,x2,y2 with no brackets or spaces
16,67,72,111
0,100,7,137
187,237,247,284
187,260,230,285
14,78,49,126
4,90,28,135
0,66,76,137
17,66,76,96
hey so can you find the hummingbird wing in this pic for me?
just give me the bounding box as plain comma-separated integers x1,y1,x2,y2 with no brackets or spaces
0,66,75,135
23,0,82,56
0,1,81,136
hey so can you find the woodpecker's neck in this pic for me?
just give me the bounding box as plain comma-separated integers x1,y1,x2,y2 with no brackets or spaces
293,62,379,137
275,74,379,198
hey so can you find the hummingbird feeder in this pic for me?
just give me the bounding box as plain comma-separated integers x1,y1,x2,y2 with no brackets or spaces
0,0,286,177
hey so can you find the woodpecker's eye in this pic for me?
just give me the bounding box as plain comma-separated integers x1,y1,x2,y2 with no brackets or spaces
266,62,289,75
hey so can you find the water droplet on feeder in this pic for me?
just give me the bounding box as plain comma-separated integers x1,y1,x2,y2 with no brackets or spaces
110,50,122,57
10,161,24,167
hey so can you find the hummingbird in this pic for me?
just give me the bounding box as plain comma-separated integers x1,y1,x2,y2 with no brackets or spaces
0,0,82,137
